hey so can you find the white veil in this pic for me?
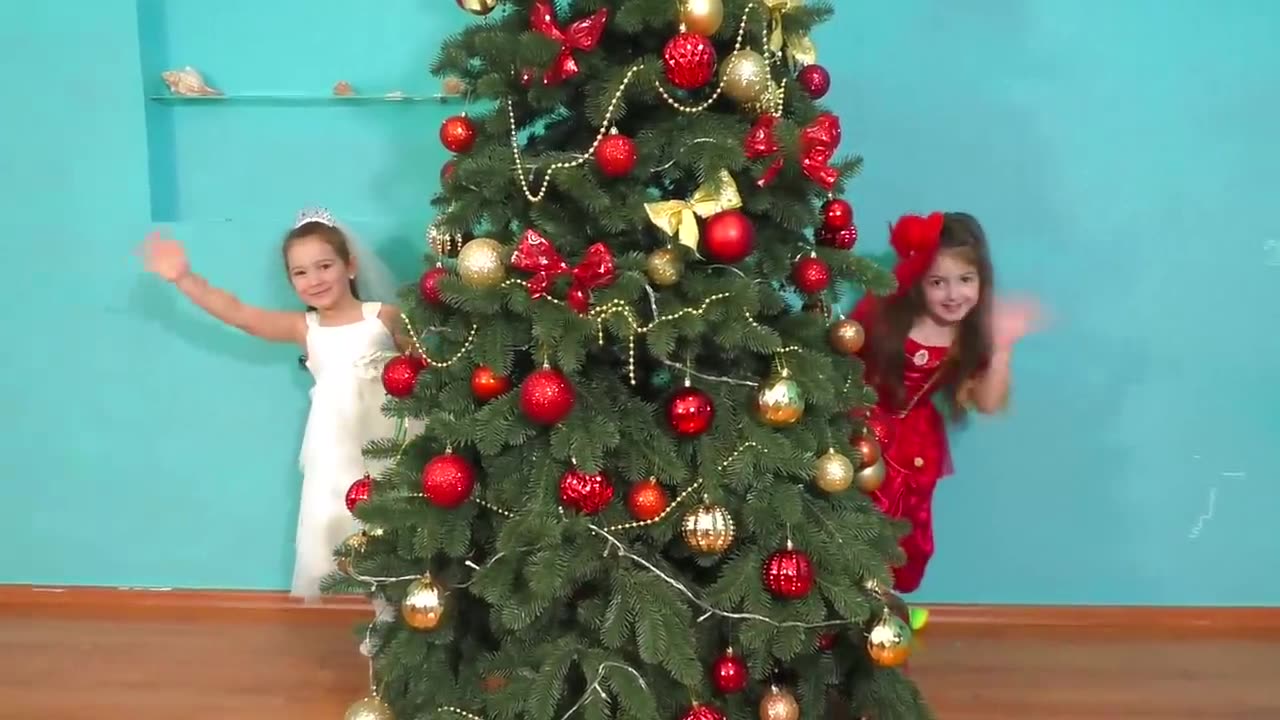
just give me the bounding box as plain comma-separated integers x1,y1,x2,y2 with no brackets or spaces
294,208,402,306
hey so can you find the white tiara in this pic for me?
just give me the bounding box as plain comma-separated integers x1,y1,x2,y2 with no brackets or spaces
294,207,337,229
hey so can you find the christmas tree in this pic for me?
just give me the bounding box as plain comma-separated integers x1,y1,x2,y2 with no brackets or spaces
332,1,932,719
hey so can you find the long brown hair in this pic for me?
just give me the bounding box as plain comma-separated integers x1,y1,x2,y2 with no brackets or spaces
864,212,994,421
281,220,360,302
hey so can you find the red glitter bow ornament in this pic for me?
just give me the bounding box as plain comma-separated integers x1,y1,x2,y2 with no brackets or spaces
744,115,784,187
530,0,609,85
798,112,842,190
511,229,616,313
888,212,945,292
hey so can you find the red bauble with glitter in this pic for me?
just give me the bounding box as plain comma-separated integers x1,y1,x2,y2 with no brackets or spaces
667,386,714,437
419,266,448,305
519,367,576,425
422,452,475,508
441,160,457,184
816,632,838,651
559,468,614,514
796,64,831,99
762,547,814,599
626,479,670,521
595,131,637,178
471,366,512,403
345,473,373,514
662,32,718,90
440,114,477,153
702,210,755,264
679,704,726,720
791,256,831,294
382,355,426,398
821,198,854,231
816,224,858,250
709,649,748,694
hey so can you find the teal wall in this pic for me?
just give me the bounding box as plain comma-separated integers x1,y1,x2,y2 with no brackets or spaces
4,0,1277,605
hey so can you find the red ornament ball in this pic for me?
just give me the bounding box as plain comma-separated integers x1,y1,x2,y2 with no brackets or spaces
709,650,748,694
762,547,815,599
667,387,715,437
821,198,854,231
519,367,576,425
680,704,726,720
419,266,448,305
440,114,477,153
702,210,755,264
595,131,637,178
441,160,457,184
471,366,512,403
626,479,670,521
662,32,718,90
345,473,373,514
796,64,831,99
422,453,475,508
816,632,838,651
382,355,426,398
816,224,858,250
559,469,615,514
791,256,831,294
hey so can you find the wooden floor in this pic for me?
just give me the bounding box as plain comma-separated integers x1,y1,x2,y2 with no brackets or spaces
3,604,1279,719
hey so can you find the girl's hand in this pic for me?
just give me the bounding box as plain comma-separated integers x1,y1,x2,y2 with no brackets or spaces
990,296,1044,351
139,231,190,283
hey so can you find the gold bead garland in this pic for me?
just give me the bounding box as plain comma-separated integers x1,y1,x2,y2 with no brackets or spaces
399,314,477,369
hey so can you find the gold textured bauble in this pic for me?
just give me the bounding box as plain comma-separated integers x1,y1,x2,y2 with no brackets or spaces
457,237,506,288
456,0,499,15
720,50,771,105
336,530,368,575
758,686,800,720
345,695,394,720
401,575,445,630
852,433,881,469
829,318,866,354
743,79,781,117
680,0,724,36
646,246,683,287
681,503,735,555
854,456,886,493
755,369,805,427
867,612,913,667
814,449,855,493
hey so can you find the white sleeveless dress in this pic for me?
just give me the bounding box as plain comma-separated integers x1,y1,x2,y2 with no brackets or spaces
292,301,401,600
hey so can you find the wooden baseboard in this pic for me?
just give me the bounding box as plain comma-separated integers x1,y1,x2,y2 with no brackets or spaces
5,584,1279,635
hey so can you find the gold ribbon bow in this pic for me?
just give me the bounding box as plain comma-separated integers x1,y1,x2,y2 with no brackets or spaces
762,0,817,66
644,170,742,250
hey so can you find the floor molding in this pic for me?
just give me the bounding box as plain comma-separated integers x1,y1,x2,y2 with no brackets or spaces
5,584,1279,634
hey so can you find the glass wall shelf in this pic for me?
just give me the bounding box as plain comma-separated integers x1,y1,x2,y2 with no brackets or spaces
148,93,464,105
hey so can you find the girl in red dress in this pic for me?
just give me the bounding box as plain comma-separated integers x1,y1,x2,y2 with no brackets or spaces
851,211,1040,624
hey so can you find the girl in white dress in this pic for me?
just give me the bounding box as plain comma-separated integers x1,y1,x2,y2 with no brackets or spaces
139,209,410,600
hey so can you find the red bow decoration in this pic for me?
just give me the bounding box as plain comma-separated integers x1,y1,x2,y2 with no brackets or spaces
888,212,945,292
511,229,616,313
798,112,842,190
530,0,609,85
744,115,784,187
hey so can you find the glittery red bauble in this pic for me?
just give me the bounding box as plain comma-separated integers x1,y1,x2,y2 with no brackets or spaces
709,650,748,694
422,453,475,508
626,479,670,521
441,160,457,184
559,468,614,514
440,114,477,153
662,32,718,90
594,132,637,178
816,632,838,651
679,704,726,720
792,256,831,294
797,64,831,99
519,368,576,425
762,547,814,599
345,473,373,514
816,224,858,250
702,210,755,263
471,366,512,403
382,355,426,398
419,266,448,304
821,198,854,231
667,387,714,437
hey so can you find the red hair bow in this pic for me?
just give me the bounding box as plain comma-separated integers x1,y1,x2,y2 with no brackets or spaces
888,212,945,293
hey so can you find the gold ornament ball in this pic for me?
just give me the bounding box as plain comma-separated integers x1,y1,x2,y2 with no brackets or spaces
758,686,800,720
401,575,445,630
646,246,684,287
720,49,771,105
814,449,855,493
336,530,368,575
681,503,735,555
755,370,805,427
457,237,506,288
680,0,724,36
744,79,781,117
829,318,866,354
867,612,913,668
345,695,394,720
456,0,499,15
854,456,886,493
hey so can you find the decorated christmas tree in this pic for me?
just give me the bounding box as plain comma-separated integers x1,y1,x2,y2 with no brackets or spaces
332,1,932,719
